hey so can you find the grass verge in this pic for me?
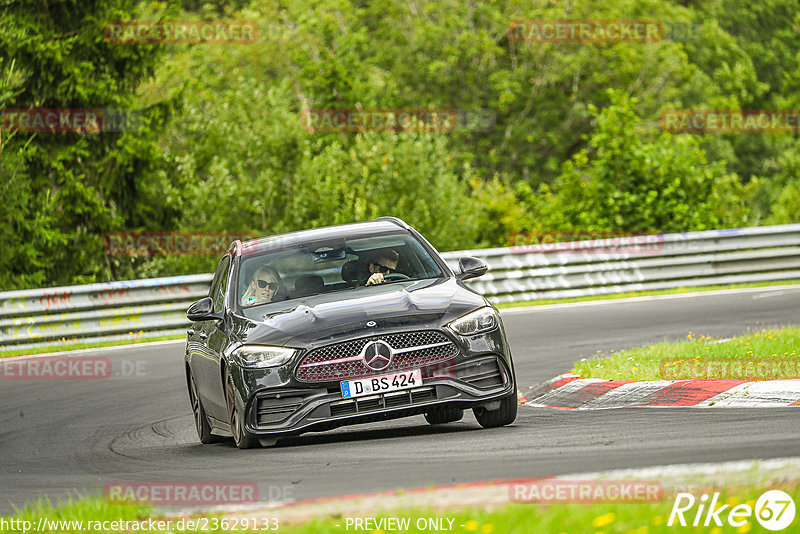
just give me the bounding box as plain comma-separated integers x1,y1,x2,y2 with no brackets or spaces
494,280,800,309
572,327,800,381
290,484,800,534
0,334,184,359
2,481,798,533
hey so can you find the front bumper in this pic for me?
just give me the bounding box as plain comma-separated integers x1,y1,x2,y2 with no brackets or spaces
247,354,514,437
230,325,517,439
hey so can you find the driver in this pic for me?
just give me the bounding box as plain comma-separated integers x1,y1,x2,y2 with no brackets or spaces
365,249,400,286
241,265,283,306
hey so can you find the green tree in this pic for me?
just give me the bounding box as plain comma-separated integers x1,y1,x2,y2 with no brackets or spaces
536,91,752,233
0,0,174,290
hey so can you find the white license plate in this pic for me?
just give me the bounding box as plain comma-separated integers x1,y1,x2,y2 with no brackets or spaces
340,369,422,399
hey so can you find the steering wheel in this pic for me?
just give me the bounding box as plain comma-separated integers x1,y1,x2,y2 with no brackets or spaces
383,273,411,282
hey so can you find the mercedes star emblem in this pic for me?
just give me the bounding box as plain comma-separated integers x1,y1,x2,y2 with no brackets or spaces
361,340,393,372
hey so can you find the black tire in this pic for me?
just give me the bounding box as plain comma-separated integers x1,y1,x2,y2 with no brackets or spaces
473,393,518,428
424,406,464,425
188,372,225,444
224,370,260,449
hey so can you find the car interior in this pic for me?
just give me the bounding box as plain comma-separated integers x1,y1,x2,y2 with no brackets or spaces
235,232,448,308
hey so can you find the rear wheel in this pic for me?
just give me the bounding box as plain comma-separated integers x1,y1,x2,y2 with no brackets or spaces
473,393,518,428
224,370,260,449
188,372,225,444
424,407,464,425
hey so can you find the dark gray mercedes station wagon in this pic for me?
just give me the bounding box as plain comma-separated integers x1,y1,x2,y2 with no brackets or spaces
185,217,517,448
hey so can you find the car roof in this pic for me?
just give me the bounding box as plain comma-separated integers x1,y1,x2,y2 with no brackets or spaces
237,219,409,256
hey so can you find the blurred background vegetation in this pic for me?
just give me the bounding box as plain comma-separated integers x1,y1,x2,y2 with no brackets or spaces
1,0,799,289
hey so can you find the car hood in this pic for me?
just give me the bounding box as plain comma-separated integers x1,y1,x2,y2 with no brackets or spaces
232,277,486,347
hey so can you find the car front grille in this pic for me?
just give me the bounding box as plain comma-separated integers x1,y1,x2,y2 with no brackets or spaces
296,330,458,382
329,386,437,417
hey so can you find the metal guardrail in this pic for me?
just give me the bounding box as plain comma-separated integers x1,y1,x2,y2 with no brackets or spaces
1,224,799,352
0,275,212,352
441,224,800,303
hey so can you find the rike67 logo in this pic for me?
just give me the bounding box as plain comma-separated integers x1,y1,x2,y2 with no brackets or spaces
669,490,795,531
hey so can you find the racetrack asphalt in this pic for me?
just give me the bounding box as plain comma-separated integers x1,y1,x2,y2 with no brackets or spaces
1,286,799,514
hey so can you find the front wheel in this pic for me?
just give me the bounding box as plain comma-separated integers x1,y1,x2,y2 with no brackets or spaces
224,370,260,449
188,372,225,444
473,393,517,428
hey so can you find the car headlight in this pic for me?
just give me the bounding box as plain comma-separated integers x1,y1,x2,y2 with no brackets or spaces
448,307,499,336
231,345,297,368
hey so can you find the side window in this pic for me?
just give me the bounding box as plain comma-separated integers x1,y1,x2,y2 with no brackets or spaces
213,256,231,313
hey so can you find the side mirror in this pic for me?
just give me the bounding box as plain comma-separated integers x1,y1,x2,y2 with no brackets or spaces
186,297,217,322
457,256,488,281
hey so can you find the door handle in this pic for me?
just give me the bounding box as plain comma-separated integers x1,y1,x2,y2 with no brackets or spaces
199,332,208,340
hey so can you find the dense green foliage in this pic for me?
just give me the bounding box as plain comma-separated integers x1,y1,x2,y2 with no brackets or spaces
1,0,799,289
531,90,755,234
0,0,176,288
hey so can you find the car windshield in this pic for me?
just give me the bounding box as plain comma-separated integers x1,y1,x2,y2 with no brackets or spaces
236,231,445,308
